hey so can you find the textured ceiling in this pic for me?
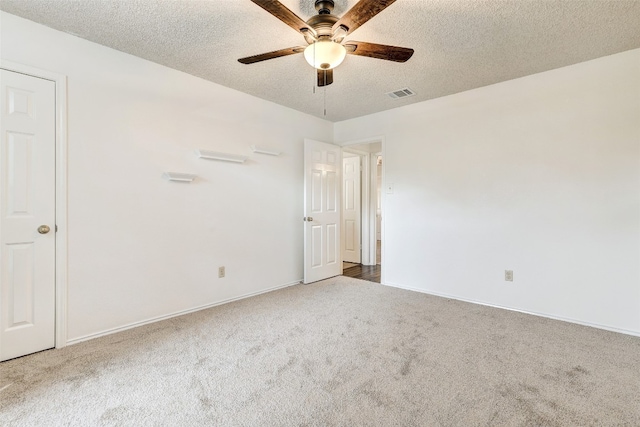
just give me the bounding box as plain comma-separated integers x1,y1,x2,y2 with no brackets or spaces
1,0,639,122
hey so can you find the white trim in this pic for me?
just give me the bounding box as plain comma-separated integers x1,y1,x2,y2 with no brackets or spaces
337,135,386,148
380,138,386,283
373,150,382,270
384,281,640,338
342,146,370,156
342,147,371,265
361,152,376,266
339,136,385,280
1,60,69,349
66,280,302,346
360,153,371,265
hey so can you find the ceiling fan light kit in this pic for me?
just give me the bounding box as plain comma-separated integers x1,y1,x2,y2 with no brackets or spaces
304,40,346,70
239,0,414,86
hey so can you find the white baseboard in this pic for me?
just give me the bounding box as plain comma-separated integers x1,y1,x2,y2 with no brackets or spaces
383,281,640,338
66,280,302,346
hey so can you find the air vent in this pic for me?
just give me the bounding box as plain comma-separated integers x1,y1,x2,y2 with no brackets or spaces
386,87,416,99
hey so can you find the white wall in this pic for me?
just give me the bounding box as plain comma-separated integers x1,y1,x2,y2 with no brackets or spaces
1,12,333,342
335,49,640,335
2,11,638,341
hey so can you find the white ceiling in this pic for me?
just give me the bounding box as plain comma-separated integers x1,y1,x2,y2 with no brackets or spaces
1,0,639,122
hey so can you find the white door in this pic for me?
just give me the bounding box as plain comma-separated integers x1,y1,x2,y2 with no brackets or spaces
342,155,361,263
376,156,382,241
0,69,56,361
304,139,341,284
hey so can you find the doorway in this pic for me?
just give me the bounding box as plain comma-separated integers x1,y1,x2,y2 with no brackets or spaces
341,141,383,283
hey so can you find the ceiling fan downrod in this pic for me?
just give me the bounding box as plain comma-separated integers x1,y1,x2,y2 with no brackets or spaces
315,1,334,15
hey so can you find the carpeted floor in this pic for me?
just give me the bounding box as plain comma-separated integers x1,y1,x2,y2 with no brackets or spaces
1,276,639,426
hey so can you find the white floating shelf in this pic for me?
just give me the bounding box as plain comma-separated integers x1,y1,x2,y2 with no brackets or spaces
251,145,281,156
162,172,197,182
196,149,248,163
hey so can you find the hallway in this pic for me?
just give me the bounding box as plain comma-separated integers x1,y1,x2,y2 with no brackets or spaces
341,240,381,283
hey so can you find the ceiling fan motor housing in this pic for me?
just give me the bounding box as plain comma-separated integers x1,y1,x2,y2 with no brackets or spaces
307,12,338,39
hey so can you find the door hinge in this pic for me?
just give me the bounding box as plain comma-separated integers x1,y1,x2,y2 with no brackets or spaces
55,224,58,232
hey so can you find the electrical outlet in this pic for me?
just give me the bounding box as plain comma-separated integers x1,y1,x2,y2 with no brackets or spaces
505,270,513,282
218,266,225,278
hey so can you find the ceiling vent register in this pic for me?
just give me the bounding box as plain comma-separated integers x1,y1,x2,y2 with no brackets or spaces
387,87,415,99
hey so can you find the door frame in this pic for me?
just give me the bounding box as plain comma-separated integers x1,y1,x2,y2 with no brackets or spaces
341,147,368,265
1,60,69,349
340,136,385,283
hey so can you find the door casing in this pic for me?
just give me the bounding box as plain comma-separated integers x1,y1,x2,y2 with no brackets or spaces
341,137,385,282
1,60,69,349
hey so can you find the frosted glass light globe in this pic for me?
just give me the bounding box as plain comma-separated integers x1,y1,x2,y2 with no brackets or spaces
304,41,347,70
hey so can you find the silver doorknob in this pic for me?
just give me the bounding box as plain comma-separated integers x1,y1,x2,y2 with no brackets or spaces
37,225,50,234
303,217,314,222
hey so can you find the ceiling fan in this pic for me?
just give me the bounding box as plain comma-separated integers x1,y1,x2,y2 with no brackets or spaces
238,0,414,87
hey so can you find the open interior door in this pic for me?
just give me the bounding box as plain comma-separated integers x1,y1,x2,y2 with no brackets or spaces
303,139,342,284
342,155,361,264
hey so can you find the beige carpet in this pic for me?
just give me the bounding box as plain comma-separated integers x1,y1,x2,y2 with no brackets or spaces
1,276,639,426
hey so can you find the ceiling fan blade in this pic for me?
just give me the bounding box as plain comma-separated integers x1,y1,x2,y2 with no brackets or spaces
333,0,397,35
250,0,313,35
344,41,414,62
317,69,334,87
238,46,306,64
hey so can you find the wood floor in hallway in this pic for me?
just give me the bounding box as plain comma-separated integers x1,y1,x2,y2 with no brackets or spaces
342,240,382,283
342,264,381,283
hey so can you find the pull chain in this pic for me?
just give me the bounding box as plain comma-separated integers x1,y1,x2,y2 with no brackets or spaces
309,42,327,117
324,86,327,116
